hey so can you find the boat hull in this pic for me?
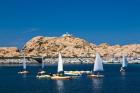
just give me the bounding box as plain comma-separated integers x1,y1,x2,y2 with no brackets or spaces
64,71,81,76
120,67,127,72
88,74,104,78
18,71,29,74
51,76,71,80
38,71,46,74
120,69,125,72
36,75,51,79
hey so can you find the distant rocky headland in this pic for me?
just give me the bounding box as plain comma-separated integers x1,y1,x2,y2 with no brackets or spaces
0,34,140,64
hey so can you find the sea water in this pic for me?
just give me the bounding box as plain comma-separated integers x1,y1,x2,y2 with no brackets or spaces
0,64,140,93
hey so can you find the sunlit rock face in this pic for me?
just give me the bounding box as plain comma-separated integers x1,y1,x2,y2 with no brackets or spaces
95,44,140,58
22,34,140,58
23,34,96,57
0,47,20,57
0,35,139,59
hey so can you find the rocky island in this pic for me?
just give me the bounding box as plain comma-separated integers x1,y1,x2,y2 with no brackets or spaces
0,34,139,64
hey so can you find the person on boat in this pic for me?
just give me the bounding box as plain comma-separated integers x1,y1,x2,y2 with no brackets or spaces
37,72,42,76
20,69,25,73
37,69,46,76
57,71,64,76
93,71,100,76
49,73,53,76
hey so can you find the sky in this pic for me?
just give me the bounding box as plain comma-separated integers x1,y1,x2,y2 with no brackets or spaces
0,0,140,48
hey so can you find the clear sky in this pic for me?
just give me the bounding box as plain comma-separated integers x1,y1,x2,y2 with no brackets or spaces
0,0,140,48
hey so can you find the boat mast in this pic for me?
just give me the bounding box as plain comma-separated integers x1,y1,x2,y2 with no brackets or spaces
23,56,26,70
42,56,45,70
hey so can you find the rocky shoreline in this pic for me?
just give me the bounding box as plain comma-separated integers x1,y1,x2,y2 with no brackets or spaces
0,57,94,64
0,57,139,64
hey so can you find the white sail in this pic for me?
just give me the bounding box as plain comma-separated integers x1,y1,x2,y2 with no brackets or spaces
42,57,45,69
122,56,128,68
57,52,63,73
93,53,104,72
23,56,26,70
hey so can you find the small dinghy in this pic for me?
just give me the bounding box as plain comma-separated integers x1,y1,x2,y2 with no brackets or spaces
18,56,29,74
37,57,46,74
36,74,51,79
36,57,51,79
88,53,104,78
120,56,128,72
51,52,71,80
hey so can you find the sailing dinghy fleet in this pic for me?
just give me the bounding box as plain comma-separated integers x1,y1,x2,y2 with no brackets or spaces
18,52,128,79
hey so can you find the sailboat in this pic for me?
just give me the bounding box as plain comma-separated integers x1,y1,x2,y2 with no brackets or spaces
88,53,104,78
37,57,46,74
120,56,128,72
18,56,29,74
51,52,71,80
36,57,51,79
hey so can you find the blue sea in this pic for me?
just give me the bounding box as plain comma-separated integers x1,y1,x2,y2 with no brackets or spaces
0,64,140,93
